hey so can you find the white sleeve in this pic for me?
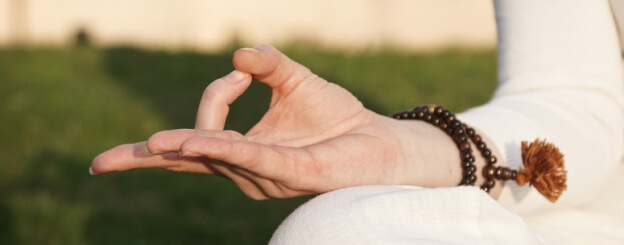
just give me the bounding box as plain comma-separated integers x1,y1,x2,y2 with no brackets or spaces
458,0,624,215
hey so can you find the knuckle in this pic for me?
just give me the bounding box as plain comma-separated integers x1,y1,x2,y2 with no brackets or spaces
203,83,225,102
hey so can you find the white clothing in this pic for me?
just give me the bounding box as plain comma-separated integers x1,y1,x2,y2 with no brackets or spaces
270,0,624,244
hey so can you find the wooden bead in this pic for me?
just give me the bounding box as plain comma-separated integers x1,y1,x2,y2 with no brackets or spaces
450,120,461,128
477,142,486,150
459,142,471,151
482,149,491,157
495,167,503,179
408,112,417,119
466,128,475,137
427,105,436,113
461,150,472,160
461,179,472,186
502,168,511,180
469,178,477,185
484,165,496,178
488,156,497,164
434,106,444,115
453,134,467,143
472,135,482,143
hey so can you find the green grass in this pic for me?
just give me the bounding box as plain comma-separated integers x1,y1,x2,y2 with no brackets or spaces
0,44,496,244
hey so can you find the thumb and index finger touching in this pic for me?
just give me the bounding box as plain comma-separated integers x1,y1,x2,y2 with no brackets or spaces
91,45,308,175
197,44,311,130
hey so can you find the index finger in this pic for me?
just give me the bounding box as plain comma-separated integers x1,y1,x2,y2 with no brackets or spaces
90,141,216,175
195,70,252,130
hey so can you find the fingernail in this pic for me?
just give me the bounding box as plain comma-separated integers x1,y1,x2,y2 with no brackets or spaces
239,47,259,53
89,167,96,175
228,70,249,82
145,145,159,155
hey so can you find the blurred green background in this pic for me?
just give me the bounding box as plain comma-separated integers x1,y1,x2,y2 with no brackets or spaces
0,44,496,244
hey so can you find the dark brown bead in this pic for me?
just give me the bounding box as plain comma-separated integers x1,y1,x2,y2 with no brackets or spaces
434,106,444,115
468,165,476,172
453,127,465,135
463,169,474,176
424,114,432,121
502,168,511,180
459,142,471,151
466,128,475,137
477,142,486,150
450,120,461,128
482,149,491,157
488,156,497,164
469,178,477,185
432,118,441,125
481,186,490,192
453,134,467,143
417,111,425,119
486,180,496,188
472,135,482,143
468,156,475,163
461,179,471,186
461,161,472,169
510,170,517,179
439,122,448,129
461,150,472,159
393,114,401,119
495,167,503,179
445,127,454,135
484,165,496,178
441,110,451,118
408,112,417,119
401,112,408,118
446,115,455,123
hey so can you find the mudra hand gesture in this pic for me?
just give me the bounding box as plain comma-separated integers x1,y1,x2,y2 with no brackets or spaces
91,45,497,200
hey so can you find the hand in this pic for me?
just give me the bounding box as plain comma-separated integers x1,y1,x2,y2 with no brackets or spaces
91,45,498,200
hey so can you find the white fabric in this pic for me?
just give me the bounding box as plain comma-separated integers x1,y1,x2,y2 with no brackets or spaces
270,0,624,244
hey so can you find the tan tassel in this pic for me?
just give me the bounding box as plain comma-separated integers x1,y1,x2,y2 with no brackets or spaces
516,139,567,203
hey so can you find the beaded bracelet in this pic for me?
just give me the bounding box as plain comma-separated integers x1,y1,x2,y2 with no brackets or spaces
393,104,567,202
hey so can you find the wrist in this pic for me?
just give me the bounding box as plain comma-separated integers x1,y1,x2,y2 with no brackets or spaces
380,115,505,198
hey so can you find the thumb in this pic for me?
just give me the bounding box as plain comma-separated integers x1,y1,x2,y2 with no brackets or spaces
195,70,252,130
232,44,313,93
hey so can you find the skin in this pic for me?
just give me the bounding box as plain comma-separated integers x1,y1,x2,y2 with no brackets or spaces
90,44,504,200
